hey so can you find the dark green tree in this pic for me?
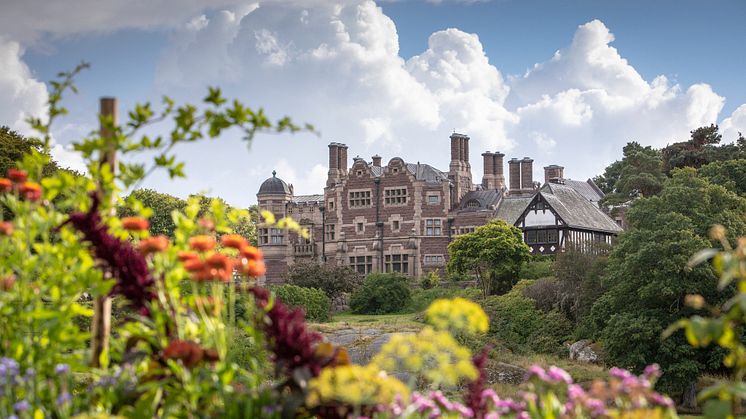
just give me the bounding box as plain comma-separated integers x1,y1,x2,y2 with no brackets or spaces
594,142,665,206
662,125,746,174
698,159,746,197
0,126,59,178
286,261,363,300
589,168,746,395
447,219,530,297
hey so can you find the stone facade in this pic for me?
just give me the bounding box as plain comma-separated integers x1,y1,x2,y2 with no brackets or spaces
256,133,621,284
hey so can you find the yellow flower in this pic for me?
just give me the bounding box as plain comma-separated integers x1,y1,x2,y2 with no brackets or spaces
306,364,409,408
425,297,489,335
371,326,477,387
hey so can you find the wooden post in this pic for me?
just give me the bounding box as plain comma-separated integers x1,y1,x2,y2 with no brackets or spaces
90,97,117,368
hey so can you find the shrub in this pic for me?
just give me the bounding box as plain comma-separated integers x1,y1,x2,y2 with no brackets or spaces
481,280,572,354
553,243,608,322
519,255,554,279
349,273,412,314
419,270,440,289
287,261,363,300
273,284,331,322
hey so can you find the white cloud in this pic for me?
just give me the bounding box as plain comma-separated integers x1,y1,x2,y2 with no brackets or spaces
721,104,746,141
0,37,48,135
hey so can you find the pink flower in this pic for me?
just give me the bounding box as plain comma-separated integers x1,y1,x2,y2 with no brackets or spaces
609,367,633,380
643,364,661,380
526,365,549,382
547,366,573,384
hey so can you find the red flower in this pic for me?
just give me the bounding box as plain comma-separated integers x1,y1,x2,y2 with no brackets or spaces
163,339,204,368
0,221,13,236
220,234,247,249
240,245,263,261
205,253,233,282
7,168,27,183
0,178,11,193
139,236,169,255
198,218,215,231
240,259,266,278
122,217,150,231
177,251,200,262
189,235,216,252
1,275,15,291
19,182,41,201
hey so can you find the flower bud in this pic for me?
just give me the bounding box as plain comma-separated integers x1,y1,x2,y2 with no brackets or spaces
1,275,16,291
0,221,13,236
0,178,11,192
198,218,215,231
709,225,726,241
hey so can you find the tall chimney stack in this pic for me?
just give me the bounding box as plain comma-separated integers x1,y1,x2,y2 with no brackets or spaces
372,154,382,167
544,164,564,184
338,143,348,176
482,152,495,189
520,157,534,192
508,158,521,192
493,152,505,189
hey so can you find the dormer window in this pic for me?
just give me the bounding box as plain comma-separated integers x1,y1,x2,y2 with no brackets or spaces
466,199,480,208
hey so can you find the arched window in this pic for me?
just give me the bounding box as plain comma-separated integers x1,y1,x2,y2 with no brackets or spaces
466,199,480,208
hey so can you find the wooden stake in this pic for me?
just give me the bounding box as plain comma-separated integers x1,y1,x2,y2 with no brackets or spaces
90,97,117,368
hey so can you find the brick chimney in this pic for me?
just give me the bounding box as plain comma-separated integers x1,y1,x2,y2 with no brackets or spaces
544,164,564,184
493,152,505,189
338,143,348,175
372,154,382,167
449,133,473,204
508,158,521,192
327,143,348,186
482,151,495,189
520,157,534,192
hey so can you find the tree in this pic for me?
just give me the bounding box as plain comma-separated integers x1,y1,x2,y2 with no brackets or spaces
0,126,60,179
447,219,530,297
594,142,666,206
662,125,746,174
698,159,746,197
589,168,746,395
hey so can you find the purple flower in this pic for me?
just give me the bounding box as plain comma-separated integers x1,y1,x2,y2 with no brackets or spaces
525,365,549,382
56,391,72,406
547,366,573,384
609,367,632,380
14,400,30,412
643,364,661,380
24,368,35,378
55,363,70,375
0,357,19,375
567,384,586,400
650,393,674,408
584,398,606,417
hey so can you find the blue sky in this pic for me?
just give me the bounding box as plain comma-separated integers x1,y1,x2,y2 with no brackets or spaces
1,0,745,207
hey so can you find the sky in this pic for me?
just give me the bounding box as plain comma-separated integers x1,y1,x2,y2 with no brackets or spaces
1,0,745,208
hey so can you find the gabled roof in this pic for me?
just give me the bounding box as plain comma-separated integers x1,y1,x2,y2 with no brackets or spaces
540,183,622,233
556,179,604,205
291,194,324,204
458,189,502,211
495,196,534,224
364,160,449,183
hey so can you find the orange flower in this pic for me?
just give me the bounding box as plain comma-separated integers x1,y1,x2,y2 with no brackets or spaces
0,221,13,236
122,216,150,231
177,250,200,262
183,258,205,273
241,259,266,278
240,245,263,261
0,178,11,193
189,235,216,252
1,275,15,291
7,168,27,183
220,234,247,249
18,182,41,201
206,253,233,282
139,235,169,255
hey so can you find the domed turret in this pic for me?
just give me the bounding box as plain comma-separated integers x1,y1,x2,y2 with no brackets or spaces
258,171,291,196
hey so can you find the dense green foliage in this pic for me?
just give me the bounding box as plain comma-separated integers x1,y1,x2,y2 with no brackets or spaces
407,287,482,313
447,219,530,297
698,159,746,197
272,285,331,322
0,126,60,179
286,261,363,300
594,141,666,205
481,280,573,355
589,168,746,394
661,125,746,174
519,256,554,280
349,273,412,314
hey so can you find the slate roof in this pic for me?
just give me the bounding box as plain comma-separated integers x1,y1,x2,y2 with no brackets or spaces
257,171,291,195
459,189,502,211
495,196,533,224
365,161,449,183
558,179,604,205
291,194,324,204
540,183,622,233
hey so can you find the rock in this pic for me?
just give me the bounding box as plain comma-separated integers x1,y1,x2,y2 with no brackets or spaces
569,340,602,364
486,361,527,385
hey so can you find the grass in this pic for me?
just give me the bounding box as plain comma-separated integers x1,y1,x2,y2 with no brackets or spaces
310,311,424,334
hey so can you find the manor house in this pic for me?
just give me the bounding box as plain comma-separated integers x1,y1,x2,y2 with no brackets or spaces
256,133,623,283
